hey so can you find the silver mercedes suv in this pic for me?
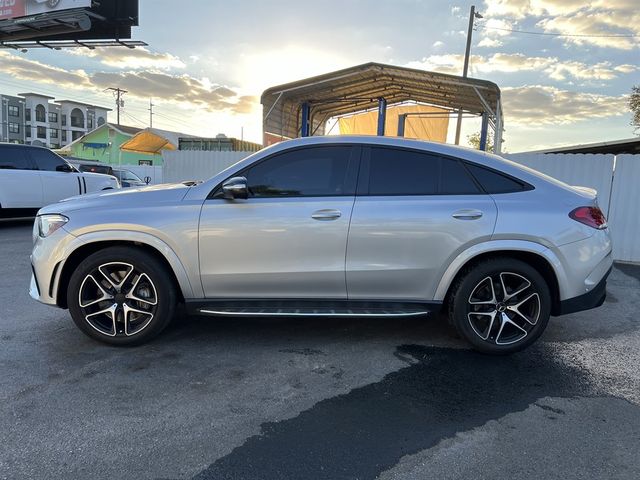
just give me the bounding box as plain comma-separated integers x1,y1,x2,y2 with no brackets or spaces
30,136,612,354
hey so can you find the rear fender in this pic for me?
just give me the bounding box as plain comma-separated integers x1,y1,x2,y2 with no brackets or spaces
433,239,568,301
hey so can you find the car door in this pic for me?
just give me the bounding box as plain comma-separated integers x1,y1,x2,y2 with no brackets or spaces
346,146,497,301
29,148,83,205
0,145,43,209
199,145,360,299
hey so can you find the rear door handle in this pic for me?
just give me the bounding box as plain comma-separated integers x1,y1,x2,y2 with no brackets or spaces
311,209,342,221
452,209,483,220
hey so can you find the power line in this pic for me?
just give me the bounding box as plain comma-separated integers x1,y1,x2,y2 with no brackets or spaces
477,24,639,38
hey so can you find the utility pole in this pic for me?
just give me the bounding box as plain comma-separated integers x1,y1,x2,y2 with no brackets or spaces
148,98,154,128
454,5,482,145
105,87,127,125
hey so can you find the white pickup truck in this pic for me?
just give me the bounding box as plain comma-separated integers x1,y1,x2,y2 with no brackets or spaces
0,143,120,218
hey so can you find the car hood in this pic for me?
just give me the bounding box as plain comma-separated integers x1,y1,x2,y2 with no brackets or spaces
38,182,192,215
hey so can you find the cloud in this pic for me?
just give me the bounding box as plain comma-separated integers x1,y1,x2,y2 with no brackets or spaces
70,47,186,70
0,51,256,114
406,53,637,81
0,50,90,89
502,85,628,125
432,40,444,48
481,0,640,50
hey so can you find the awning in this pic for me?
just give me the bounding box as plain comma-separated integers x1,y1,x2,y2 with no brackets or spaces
338,104,449,142
120,128,180,155
261,62,503,151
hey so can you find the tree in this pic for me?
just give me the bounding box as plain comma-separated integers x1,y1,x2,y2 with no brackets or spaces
467,132,495,153
631,85,640,133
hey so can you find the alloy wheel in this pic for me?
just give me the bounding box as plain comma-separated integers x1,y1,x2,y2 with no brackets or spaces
78,262,158,337
467,272,541,345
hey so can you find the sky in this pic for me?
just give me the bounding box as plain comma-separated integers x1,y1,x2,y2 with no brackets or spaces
0,0,638,152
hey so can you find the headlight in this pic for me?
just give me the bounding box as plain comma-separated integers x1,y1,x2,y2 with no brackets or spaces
37,214,69,238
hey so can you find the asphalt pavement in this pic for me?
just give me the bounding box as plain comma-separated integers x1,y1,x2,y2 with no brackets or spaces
1,219,639,480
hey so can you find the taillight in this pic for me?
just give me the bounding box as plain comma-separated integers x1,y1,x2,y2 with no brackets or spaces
569,206,607,229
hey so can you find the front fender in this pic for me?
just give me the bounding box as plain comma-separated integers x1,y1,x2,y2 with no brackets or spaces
433,239,569,301
55,230,198,301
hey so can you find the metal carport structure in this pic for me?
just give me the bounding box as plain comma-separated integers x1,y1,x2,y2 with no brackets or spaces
261,62,503,153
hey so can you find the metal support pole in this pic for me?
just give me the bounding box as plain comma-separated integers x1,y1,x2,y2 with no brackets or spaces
301,102,310,137
494,99,503,154
397,113,407,137
454,5,477,145
377,97,387,136
479,112,489,151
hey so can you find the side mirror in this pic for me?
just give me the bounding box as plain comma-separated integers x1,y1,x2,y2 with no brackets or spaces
144,176,151,184
56,163,74,173
222,176,249,200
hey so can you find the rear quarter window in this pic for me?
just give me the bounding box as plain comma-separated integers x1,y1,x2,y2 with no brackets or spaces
465,163,530,194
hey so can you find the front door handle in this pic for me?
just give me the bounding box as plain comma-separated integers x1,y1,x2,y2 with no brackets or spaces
311,209,342,221
452,209,483,220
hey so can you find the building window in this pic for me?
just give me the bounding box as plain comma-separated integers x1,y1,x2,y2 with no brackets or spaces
88,117,94,129
8,105,19,117
71,130,83,141
37,126,47,139
50,128,58,139
97,117,105,126
48,112,58,123
8,122,20,134
70,108,84,128
35,104,46,122
61,115,67,126
26,127,31,138
25,109,31,121
62,131,67,142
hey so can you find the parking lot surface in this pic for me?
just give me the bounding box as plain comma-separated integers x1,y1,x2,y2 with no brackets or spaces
1,219,639,480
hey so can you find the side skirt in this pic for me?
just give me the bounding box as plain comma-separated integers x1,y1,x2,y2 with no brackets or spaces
185,299,442,318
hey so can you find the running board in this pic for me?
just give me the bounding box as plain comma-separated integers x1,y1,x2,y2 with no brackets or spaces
186,300,440,318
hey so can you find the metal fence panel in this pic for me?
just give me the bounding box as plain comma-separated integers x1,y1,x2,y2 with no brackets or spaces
506,153,615,214
162,151,250,183
607,155,640,262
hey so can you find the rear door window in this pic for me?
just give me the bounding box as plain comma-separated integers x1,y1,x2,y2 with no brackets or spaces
366,147,481,195
0,146,34,170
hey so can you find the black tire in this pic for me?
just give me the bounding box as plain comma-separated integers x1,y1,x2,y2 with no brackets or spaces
448,257,551,355
67,246,177,346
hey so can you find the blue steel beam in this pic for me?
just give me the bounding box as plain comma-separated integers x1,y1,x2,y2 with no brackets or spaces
377,97,387,136
301,102,310,137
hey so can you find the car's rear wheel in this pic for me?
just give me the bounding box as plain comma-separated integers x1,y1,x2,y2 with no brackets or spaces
448,258,551,354
67,246,177,346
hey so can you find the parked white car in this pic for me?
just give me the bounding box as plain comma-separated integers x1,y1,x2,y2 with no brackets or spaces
0,143,120,218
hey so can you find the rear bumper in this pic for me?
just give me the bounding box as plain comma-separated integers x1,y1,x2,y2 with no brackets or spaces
556,266,611,316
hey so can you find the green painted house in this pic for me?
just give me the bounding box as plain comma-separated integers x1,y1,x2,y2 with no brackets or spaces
63,123,163,166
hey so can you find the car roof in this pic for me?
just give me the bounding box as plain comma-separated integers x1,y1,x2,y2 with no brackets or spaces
0,142,51,151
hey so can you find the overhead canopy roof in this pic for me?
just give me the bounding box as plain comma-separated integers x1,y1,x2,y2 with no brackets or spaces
120,128,180,155
261,62,502,140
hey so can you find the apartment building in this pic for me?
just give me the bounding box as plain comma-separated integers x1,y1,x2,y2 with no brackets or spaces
0,93,110,149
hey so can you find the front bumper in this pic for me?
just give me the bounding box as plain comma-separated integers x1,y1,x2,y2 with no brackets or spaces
557,266,611,315
30,225,75,307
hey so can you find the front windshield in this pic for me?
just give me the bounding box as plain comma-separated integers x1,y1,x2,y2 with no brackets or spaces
115,169,142,182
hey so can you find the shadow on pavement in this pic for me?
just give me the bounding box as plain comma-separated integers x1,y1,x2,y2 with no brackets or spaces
181,343,603,480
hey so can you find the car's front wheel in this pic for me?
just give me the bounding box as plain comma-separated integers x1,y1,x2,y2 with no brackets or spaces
67,246,177,346
448,258,551,354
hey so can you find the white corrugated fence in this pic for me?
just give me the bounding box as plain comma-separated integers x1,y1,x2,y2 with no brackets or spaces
162,151,250,184
506,152,638,262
